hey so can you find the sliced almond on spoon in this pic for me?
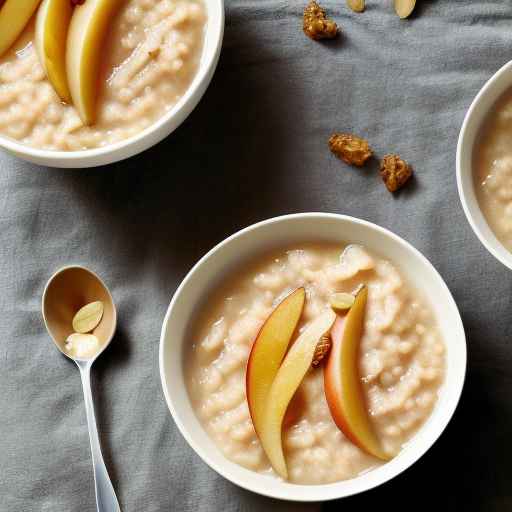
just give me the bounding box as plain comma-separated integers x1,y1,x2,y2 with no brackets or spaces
394,0,416,19
72,300,104,333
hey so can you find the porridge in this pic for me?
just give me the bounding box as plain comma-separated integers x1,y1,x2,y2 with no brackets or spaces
0,0,206,150
474,89,512,251
186,243,445,485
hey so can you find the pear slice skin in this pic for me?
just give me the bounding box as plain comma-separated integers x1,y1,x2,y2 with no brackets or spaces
0,0,42,58
66,0,124,125
35,0,73,103
259,309,336,479
324,285,390,461
246,287,306,438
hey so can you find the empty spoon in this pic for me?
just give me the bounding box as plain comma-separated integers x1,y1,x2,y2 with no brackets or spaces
42,265,121,512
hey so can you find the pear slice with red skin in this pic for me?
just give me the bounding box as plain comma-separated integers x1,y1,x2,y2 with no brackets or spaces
246,287,306,438
259,309,336,479
324,285,390,461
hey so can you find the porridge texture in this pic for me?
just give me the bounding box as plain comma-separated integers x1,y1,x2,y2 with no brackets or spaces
187,244,445,484
475,89,512,250
0,0,206,150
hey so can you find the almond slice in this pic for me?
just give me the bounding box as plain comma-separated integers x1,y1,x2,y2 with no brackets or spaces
330,292,355,312
347,0,365,13
394,0,416,19
72,300,104,333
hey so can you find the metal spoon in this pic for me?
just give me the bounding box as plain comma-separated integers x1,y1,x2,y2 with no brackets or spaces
42,265,121,512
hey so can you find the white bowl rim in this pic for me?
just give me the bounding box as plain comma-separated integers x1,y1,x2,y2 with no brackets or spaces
456,59,512,270
159,212,467,501
0,0,224,167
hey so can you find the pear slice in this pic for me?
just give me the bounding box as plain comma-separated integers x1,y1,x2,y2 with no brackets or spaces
0,0,42,58
246,288,306,438
66,0,123,125
35,0,73,103
324,285,390,460
259,309,336,479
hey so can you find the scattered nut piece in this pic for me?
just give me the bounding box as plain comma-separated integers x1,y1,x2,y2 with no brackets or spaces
303,1,338,40
330,292,355,312
72,300,104,334
328,133,373,167
394,0,416,19
347,0,365,13
312,334,332,367
380,154,413,192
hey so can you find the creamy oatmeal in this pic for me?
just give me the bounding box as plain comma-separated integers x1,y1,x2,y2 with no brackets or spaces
187,243,445,485
0,0,206,150
474,89,512,250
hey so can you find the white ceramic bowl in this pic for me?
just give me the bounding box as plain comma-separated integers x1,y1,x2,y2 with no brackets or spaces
0,0,224,168
457,60,512,270
159,213,466,501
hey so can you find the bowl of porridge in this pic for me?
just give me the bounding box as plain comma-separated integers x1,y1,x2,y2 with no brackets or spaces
159,213,466,501
0,0,223,167
457,60,512,269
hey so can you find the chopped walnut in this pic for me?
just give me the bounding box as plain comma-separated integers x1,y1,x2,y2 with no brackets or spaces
312,334,332,367
328,133,373,167
380,154,413,192
303,1,339,40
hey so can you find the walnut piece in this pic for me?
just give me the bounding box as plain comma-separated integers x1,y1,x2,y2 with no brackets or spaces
380,154,413,192
328,133,373,167
303,1,338,40
312,334,332,367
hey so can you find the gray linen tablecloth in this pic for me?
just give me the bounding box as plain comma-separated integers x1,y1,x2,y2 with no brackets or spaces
2,1,512,510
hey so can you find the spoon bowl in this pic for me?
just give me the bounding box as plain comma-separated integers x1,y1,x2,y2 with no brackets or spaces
42,265,117,361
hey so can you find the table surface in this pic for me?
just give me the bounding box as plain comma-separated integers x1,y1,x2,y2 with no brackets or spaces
2,1,512,510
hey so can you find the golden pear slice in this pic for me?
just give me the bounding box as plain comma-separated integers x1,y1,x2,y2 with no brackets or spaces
0,0,42,57
324,285,390,460
246,288,306,438
259,309,336,479
35,0,73,103
66,0,123,125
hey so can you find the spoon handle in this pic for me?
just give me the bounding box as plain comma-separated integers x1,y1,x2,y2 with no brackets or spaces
79,365,122,512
